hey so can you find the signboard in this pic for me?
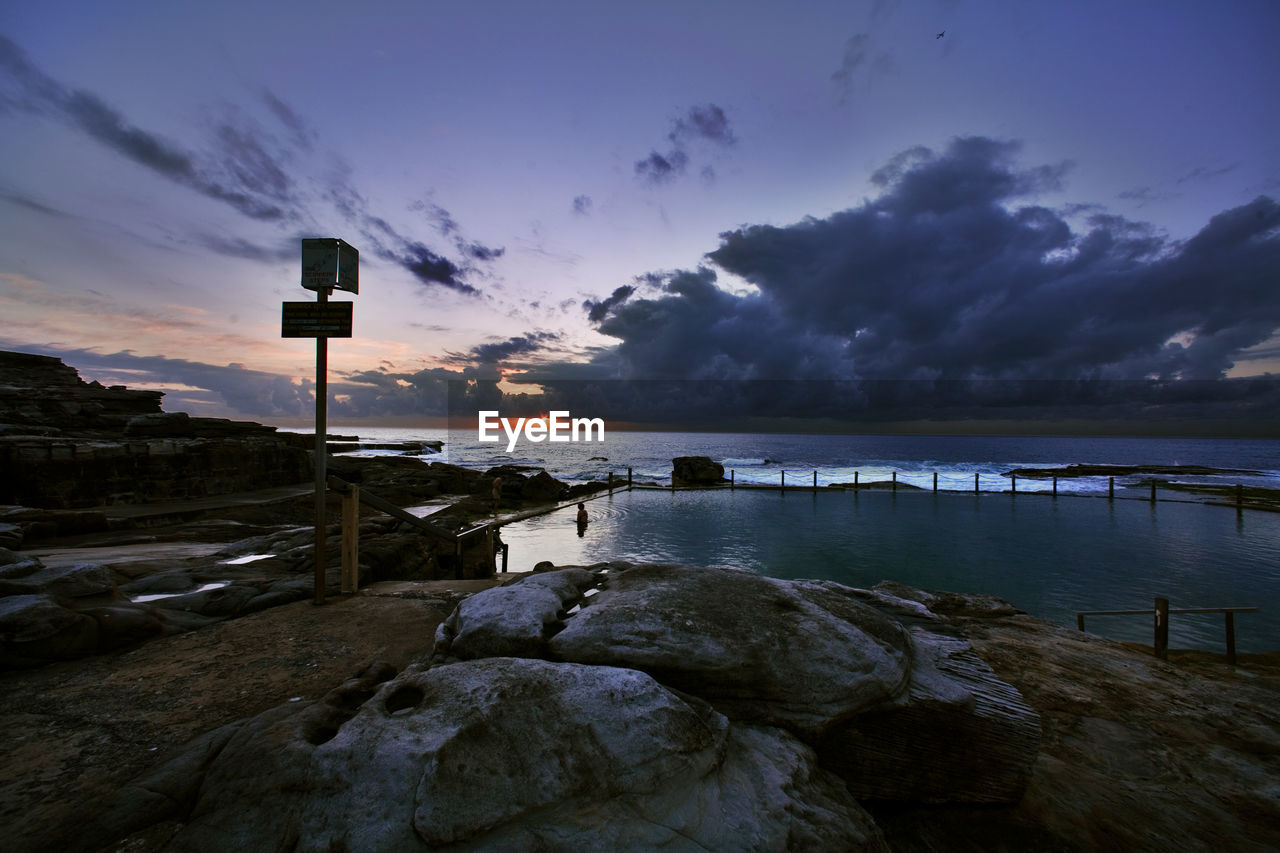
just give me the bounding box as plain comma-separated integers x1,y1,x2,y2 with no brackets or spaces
281,301,353,337
301,238,359,294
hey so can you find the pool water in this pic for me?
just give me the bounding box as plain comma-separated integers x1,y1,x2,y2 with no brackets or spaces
498,487,1279,653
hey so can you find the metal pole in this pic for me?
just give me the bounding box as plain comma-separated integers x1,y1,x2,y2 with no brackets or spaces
313,288,328,605
1154,597,1169,660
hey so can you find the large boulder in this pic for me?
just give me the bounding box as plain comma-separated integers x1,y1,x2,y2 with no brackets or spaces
103,657,886,852
548,564,911,734
672,455,727,484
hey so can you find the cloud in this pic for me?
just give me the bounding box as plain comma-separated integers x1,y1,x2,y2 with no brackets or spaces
831,33,894,104
0,35,289,220
572,194,593,216
634,104,734,186
1176,163,1239,185
582,284,635,323
2,35,497,293
572,136,1280,425
634,149,689,185
458,331,562,367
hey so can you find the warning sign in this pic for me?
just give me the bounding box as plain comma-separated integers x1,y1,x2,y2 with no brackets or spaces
281,302,353,337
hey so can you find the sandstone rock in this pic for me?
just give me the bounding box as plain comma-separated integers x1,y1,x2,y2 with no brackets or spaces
548,564,911,734
818,626,1042,804
672,454,726,484
123,412,195,437
0,594,100,666
432,567,596,661
132,657,887,852
0,561,116,598
0,523,22,549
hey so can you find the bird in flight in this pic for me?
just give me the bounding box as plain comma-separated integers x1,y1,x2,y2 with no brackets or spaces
936,31,945,39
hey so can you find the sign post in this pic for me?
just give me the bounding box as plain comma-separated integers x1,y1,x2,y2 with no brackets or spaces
288,238,358,605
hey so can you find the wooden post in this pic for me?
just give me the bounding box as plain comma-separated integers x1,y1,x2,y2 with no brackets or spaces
1150,481,1157,504
974,472,979,493
933,471,938,492
1154,597,1169,660
1052,476,1057,497
313,289,329,606
813,470,817,489
731,469,735,489
892,471,897,492
1011,474,1016,494
340,483,359,594
781,470,786,488
1236,483,1243,506
1109,476,1114,500
855,471,859,488
1076,613,1085,631
628,467,633,487
608,471,614,492
1223,612,1233,666
501,542,509,573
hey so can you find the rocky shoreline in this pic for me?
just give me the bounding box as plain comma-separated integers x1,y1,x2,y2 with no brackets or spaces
3,351,1278,850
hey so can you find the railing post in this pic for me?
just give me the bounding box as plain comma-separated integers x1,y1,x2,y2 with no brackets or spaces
892,471,897,492
340,483,359,594
855,471,860,488
933,472,938,492
1109,476,1114,500
501,542,509,573
1011,474,1017,494
628,467,633,487
813,470,818,489
1225,611,1237,665
781,470,786,488
974,472,979,493
1154,597,1169,660
731,469,735,489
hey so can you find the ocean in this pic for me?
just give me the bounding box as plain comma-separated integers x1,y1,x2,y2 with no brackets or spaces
304,427,1280,653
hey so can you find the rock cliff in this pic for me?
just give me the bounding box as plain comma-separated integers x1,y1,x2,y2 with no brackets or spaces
0,351,312,509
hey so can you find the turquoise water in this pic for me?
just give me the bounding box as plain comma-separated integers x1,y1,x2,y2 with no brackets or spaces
498,487,1280,653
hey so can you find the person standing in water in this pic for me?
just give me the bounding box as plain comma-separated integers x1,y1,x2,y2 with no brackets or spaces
576,502,589,537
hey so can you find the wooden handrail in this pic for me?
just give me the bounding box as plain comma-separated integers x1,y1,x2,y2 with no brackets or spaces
1076,600,1258,665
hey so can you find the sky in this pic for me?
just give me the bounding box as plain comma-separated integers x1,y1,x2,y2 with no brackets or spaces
2,0,1278,430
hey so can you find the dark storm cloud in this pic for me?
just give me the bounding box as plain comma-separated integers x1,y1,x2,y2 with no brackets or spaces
567,136,1280,425
400,242,474,294
583,284,636,323
635,104,734,186
459,331,561,366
